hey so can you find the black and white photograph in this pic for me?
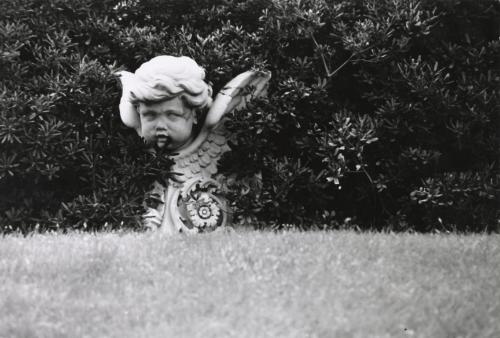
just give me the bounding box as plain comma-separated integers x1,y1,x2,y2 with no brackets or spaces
1,0,499,337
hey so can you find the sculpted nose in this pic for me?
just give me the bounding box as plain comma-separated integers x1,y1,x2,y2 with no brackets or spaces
156,118,169,132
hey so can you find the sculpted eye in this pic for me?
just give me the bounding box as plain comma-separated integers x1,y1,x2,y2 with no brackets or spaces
167,112,182,120
142,111,156,120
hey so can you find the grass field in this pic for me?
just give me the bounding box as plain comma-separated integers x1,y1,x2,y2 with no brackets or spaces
0,230,499,338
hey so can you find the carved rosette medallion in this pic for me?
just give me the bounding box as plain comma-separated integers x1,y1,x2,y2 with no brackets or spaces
179,178,227,231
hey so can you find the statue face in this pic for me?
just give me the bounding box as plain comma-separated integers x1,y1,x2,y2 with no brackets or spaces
138,96,195,150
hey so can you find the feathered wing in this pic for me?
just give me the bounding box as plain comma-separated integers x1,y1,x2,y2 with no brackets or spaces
171,123,231,184
172,70,271,163
204,70,272,128
115,70,142,135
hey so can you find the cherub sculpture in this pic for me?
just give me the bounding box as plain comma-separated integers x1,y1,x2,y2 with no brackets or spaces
116,56,270,234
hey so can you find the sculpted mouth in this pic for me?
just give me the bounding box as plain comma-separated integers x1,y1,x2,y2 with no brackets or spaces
156,135,171,148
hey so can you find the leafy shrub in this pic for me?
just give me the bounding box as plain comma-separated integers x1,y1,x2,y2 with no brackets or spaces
0,0,498,232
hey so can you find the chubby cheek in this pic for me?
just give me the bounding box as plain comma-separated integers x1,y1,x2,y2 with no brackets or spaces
140,119,156,141
170,121,193,140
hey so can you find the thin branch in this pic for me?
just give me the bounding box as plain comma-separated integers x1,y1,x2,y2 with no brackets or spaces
311,32,389,78
310,33,355,78
310,33,333,77
327,53,355,78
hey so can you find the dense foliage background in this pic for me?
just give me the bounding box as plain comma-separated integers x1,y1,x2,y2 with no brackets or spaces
1,0,498,233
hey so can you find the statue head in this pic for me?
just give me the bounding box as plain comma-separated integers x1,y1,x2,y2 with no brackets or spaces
118,56,213,150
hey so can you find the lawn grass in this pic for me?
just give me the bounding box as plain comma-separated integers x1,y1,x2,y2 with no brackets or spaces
0,230,499,338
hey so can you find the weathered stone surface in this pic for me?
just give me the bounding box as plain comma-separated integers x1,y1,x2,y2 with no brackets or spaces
116,55,270,234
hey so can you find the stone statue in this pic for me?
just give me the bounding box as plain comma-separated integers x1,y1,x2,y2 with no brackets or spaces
116,56,270,234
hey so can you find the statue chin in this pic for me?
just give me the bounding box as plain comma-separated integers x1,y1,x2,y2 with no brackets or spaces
156,137,170,149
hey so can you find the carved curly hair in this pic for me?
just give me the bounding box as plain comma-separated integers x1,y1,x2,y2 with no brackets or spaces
129,55,213,110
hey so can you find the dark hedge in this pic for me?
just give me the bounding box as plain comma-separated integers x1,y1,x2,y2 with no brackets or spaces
0,0,498,232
